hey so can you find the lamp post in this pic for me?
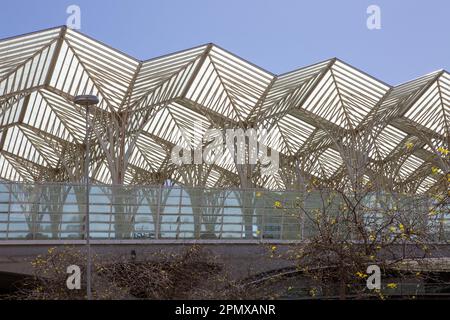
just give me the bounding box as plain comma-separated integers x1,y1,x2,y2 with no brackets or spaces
74,95,99,300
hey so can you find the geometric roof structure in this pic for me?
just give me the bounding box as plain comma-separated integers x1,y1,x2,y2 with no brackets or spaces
0,26,448,194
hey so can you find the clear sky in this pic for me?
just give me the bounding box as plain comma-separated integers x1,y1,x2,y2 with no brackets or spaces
0,0,449,85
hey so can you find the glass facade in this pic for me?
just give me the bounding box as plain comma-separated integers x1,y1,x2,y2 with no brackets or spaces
0,182,448,241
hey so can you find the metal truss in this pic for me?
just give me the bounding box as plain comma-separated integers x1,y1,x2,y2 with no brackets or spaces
0,26,448,194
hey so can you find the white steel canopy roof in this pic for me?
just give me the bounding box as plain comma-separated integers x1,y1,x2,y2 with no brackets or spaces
0,26,448,195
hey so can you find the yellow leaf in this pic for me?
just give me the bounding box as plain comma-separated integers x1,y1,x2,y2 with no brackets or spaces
437,146,449,155
405,142,414,150
356,271,368,279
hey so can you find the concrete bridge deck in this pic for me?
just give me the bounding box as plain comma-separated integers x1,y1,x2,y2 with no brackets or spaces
2,240,450,280
0,240,300,279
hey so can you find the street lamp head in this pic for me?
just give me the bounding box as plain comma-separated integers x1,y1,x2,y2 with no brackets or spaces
73,95,99,106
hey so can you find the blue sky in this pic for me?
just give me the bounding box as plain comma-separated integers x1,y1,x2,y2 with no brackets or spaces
1,0,449,85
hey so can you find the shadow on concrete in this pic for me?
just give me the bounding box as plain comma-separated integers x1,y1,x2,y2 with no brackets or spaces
0,271,34,298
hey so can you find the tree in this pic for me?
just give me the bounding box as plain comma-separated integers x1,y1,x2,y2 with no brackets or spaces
275,183,448,299
8,246,248,300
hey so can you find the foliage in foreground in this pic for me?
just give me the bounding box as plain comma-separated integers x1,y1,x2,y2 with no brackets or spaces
9,246,251,300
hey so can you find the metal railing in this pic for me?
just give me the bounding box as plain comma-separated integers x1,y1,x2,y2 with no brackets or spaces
0,182,448,241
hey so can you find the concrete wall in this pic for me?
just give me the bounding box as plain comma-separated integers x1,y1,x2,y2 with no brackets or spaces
2,240,450,281
0,240,298,280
